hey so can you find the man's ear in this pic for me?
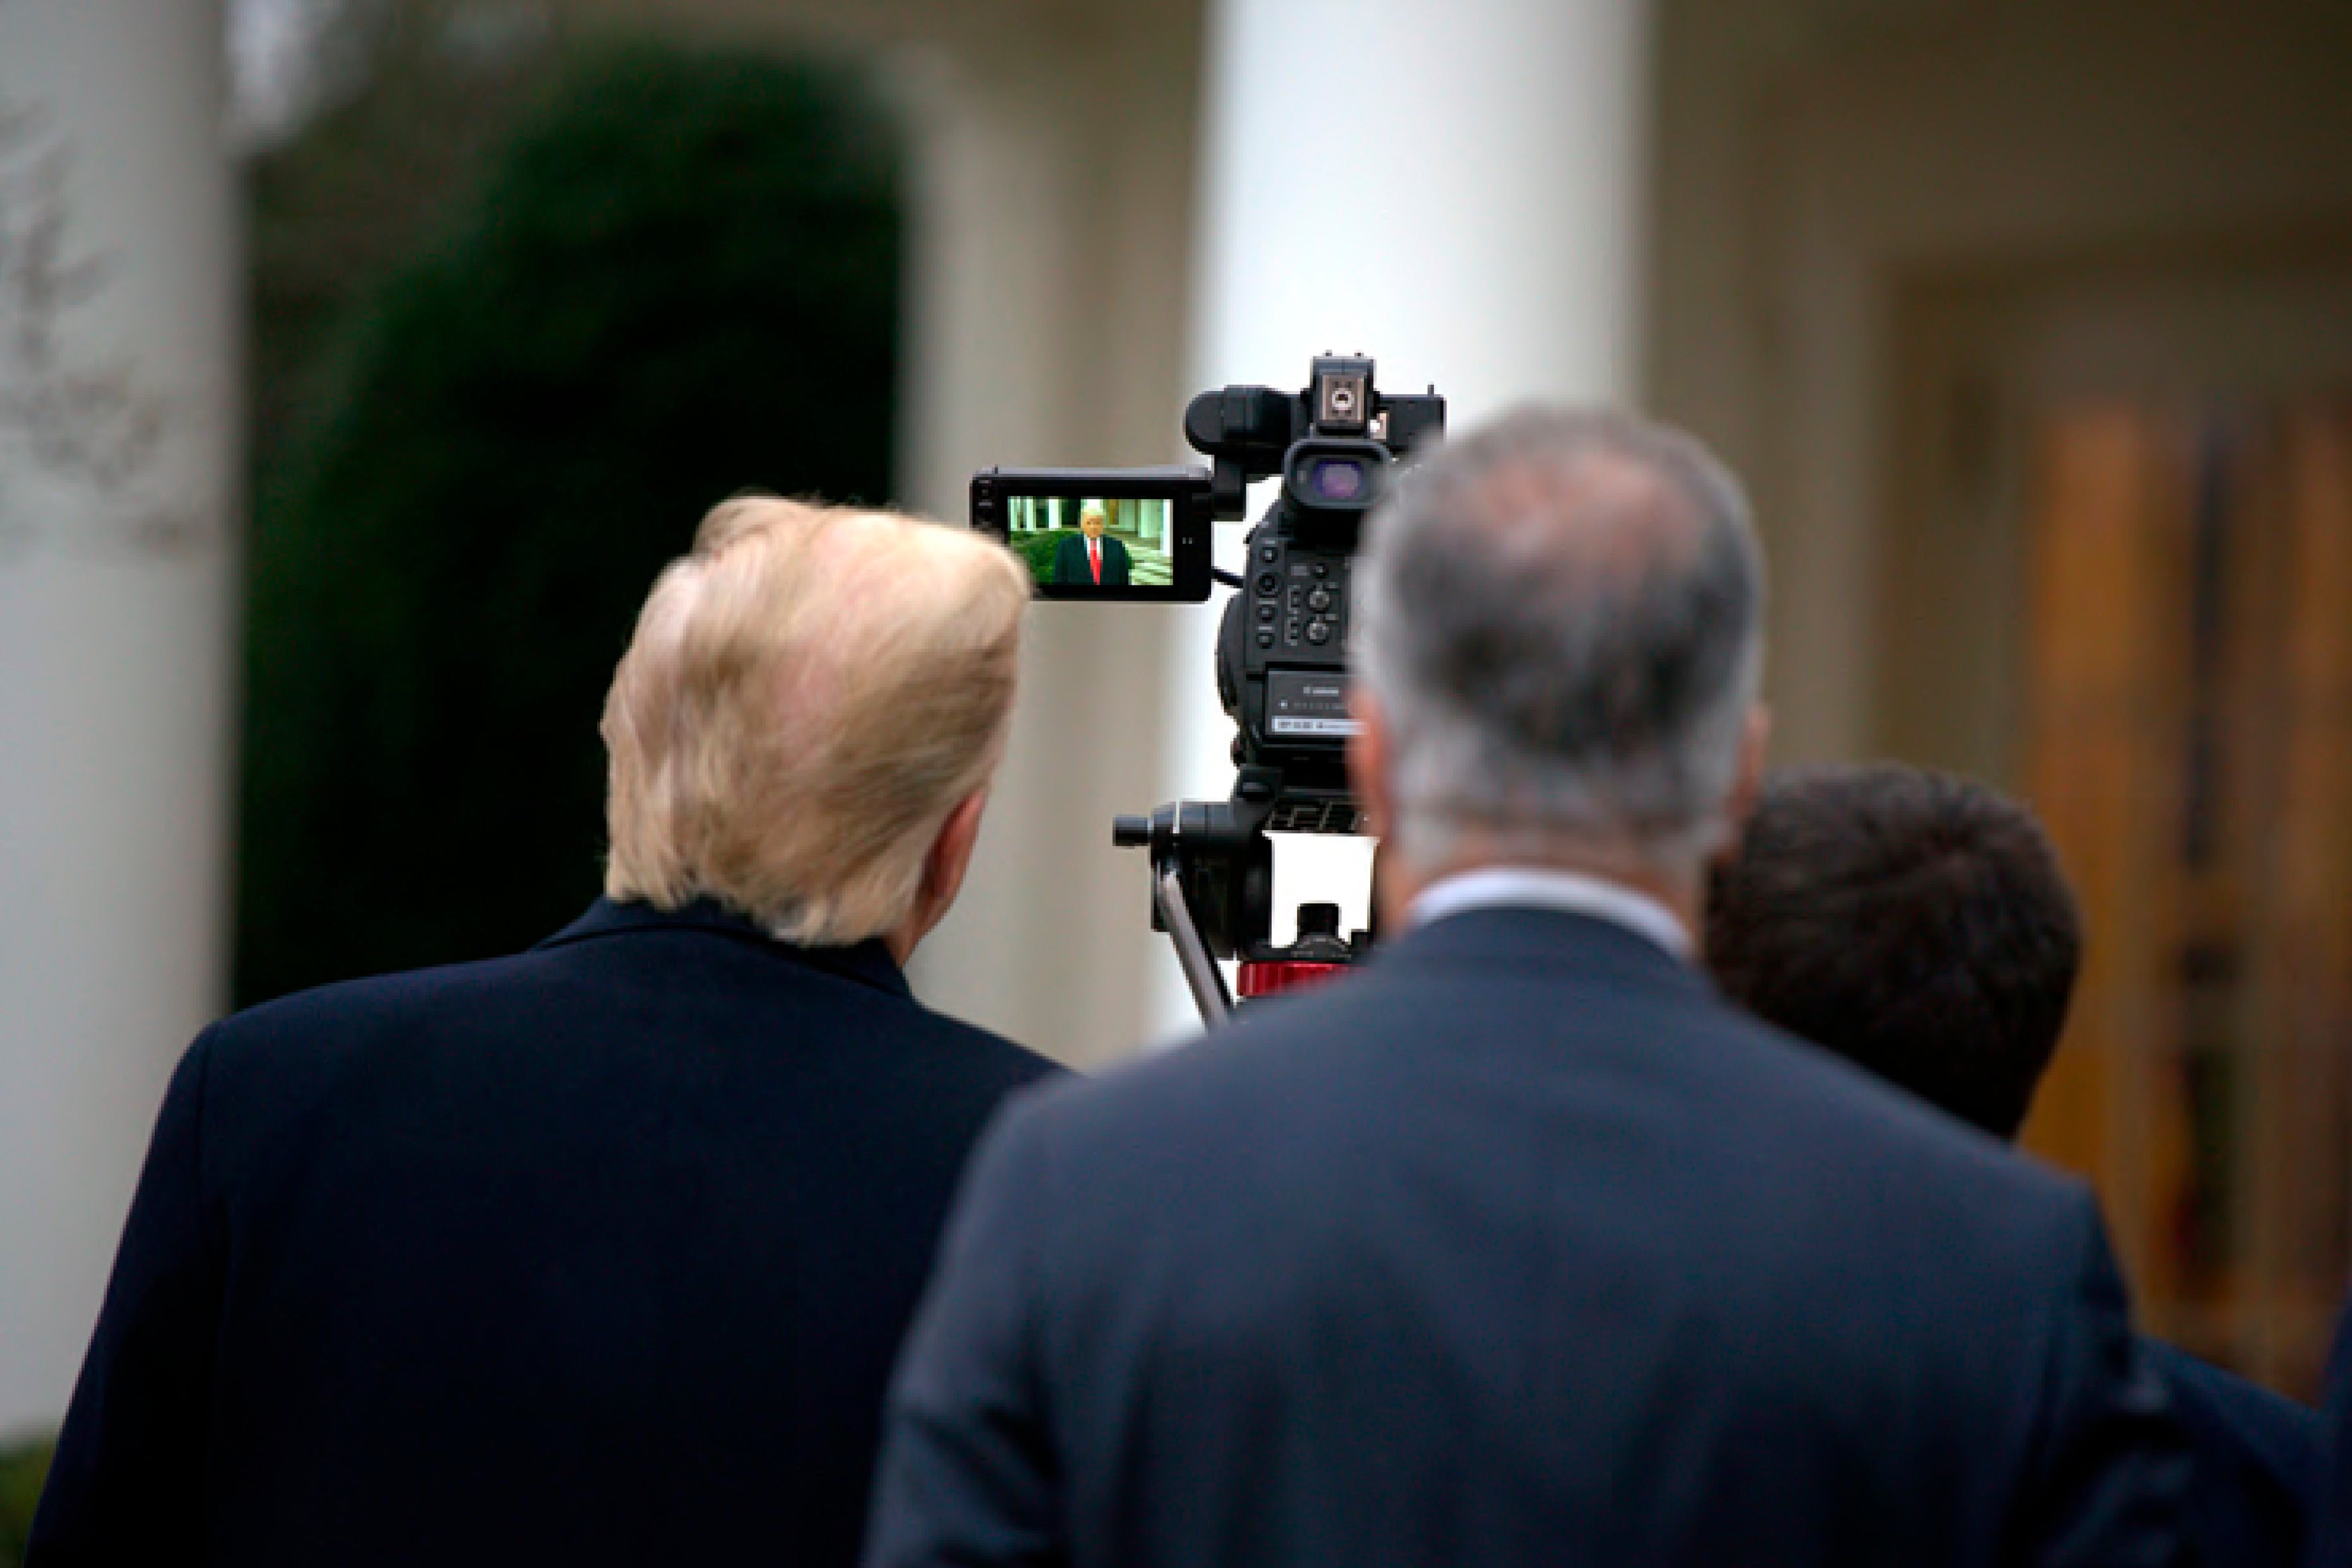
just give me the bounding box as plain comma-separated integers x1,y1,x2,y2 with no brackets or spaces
1723,704,1772,839
1347,689,1392,841
888,789,991,964
1351,691,1429,932
923,789,990,920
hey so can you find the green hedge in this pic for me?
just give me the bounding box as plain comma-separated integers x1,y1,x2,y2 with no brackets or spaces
0,1435,52,1567
1013,528,1076,584
236,44,902,1005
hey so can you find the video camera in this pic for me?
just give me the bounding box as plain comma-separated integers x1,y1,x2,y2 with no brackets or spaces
971,355,1444,1022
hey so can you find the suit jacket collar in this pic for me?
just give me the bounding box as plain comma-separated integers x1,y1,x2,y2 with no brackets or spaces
1408,866,1692,962
1369,905,1716,1003
536,896,912,1001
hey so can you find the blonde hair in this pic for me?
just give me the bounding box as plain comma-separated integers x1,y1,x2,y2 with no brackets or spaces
601,496,1030,943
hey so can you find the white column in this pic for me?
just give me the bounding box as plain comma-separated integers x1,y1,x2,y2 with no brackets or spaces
0,1,241,1436
1159,0,1656,1036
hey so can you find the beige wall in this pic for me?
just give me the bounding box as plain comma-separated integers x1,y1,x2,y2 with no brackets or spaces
1646,0,2352,769
1881,244,2352,785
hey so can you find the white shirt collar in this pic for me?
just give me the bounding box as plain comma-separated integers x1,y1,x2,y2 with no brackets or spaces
1406,865,1693,962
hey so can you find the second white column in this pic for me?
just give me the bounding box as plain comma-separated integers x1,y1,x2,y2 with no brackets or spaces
1156,0,1658,1035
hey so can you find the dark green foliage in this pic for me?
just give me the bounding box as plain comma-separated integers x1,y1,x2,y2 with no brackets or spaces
236,45,900,1006
0,1435,52,1567
245,4,559,488
1014,529,1078,584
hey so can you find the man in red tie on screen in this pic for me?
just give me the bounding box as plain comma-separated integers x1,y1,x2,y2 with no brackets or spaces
1052,503,1131,586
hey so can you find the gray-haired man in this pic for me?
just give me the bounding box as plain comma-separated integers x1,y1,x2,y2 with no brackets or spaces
865,409,2188,1567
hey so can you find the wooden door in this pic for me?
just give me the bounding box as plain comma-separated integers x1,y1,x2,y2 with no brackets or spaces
2021,397,2352,1395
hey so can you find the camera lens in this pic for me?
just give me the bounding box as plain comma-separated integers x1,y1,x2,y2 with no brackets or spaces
1311,459,1365,503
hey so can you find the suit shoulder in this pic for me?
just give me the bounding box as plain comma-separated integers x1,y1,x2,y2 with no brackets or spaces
206,953,534,1054
166,956,547,1147
986,977,1405,1167
1707,1003,2101,1230
2144,1339,2322,1457
911,1007,1068,1092
217,950,1057,1076
1019,963,2096,1253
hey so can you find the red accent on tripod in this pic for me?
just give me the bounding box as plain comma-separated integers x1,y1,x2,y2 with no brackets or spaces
1235,961,1350,999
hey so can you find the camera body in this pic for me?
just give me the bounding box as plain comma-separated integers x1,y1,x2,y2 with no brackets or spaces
1196,357,1444,797
973,354,1444,1005
1143,358,1443,975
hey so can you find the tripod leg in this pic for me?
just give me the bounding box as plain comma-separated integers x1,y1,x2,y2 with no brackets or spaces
1155,864,1234,1027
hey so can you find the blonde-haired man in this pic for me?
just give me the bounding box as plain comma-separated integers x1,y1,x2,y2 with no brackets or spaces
33,498,1061,1568
604,496,1029,951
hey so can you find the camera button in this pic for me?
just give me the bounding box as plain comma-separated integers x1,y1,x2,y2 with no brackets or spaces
1312,562,1330,578
1259,545,1279,563
1306,589,1332,613
1257,604,1276,623
1257,572,1279,595
1306,622,1332,645
1256,629,1276,649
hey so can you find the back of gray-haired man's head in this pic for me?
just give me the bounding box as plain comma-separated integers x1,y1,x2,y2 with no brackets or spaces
1354,405,1766,876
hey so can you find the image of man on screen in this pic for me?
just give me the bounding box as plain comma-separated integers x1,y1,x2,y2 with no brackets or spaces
1054,504,1131,586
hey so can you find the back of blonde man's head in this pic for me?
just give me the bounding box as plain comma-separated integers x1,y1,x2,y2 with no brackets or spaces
601,496,1030,944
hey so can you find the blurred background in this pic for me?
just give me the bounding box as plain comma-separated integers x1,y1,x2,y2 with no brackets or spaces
2,0,2349,1521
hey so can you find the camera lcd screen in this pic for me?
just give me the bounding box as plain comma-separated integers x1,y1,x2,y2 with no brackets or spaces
1009,496,1173,591
969,467,1212,601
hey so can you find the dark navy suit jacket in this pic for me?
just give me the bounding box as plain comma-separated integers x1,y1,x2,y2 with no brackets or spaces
2303,1310,2352,1565
31,898,1060,1567
1052,533,1130,586
2135,1339,2319,1565
868,907,2188,1568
